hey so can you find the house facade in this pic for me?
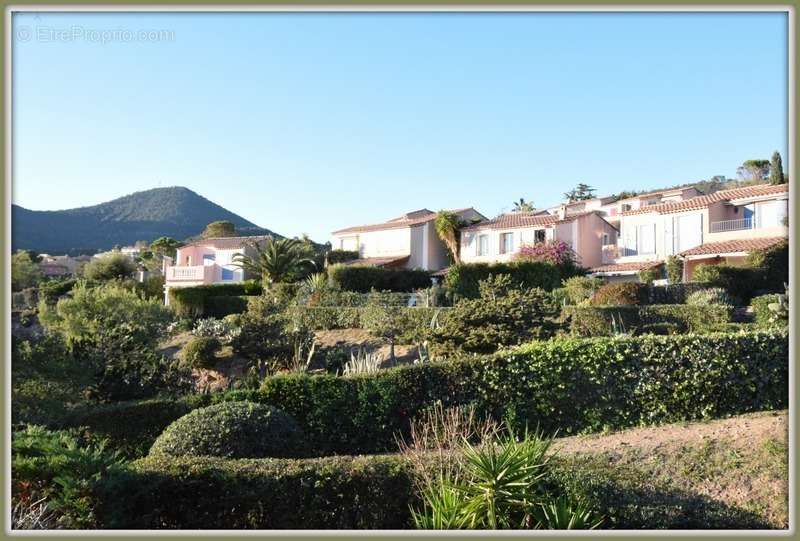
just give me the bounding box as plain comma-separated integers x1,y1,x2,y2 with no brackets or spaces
459,209,618,269
163,235,270,304
331,208,486,271
589,183,789,281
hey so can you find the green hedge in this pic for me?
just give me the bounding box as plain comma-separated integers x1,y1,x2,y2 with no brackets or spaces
646,283,712,304
168,282,261,317
562,305,732,337
750,294,785,327
204,295,251,318
58,396,210,458
327,265,432,293
444,260,580,299
63,331,787,458
97,454,416,529
691,265,766,304
294,306,449,331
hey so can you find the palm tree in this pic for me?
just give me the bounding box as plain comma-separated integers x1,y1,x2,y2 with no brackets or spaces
233,237,316,286
512,198,535,212
435,211,465,264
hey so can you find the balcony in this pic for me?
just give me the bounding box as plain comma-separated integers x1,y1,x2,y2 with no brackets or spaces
709,217,753,234
166,264,215,282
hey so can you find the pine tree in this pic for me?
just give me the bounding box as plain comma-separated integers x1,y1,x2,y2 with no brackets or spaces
769,151,786,185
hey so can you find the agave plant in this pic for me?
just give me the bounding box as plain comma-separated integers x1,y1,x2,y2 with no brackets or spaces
532,494,604,530
232,237,315,285
342,347,383,376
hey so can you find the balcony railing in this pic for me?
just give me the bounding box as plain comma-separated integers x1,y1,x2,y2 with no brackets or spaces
709,217,753,234
166,265,214,282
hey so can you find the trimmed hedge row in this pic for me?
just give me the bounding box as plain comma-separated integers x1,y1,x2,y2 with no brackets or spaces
62,331,788,458
294,306,449,331
561,304,732,337
204,295,251,318
327,265,432,293
646,283,712,304
168,282,262,317
444,260,580,299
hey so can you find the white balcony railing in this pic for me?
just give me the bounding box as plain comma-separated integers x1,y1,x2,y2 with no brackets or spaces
709,217,754,234
166,265,214,282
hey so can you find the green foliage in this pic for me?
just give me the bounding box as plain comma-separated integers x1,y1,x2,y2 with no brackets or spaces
180,336,221,369
751,293,789,328
444,260,580,300
97,454,416,529
686,288,736,307
327,249,360,264
38,278,77,305
149,236,183,258
202,220,237,238
432,275,558,355
233,237,316,285
746,240,789,290
646,282,711,304
59,396,210,458
168,281,262,317
511,197,535,212
12,425,125,528
12,250,43,291
327,264,432,293
150,401,304,459
562,305,732,337
589,282,647,306
637,265,662,285
736,159,770,181
134,275,165,301
82,253,136,281
563,183,596,202
204,295,250,318
665,256,684,284
769,151,786,185
435,210,465,263
691,264,765,304
562,276,605,305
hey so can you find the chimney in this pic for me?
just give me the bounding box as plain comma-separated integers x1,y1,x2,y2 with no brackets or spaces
557,204,567,220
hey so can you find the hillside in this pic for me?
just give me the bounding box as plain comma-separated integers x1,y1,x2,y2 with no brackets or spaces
12,187,281,254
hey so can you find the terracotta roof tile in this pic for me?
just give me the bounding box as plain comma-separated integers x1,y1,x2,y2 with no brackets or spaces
588,260,663,274
340,255,411,268
679,237,787,257
183,235,273,250
463,210,600,232
622,183,788,216
333,208,476,235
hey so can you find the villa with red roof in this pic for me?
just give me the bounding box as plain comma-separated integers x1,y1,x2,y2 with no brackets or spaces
331,208,486,271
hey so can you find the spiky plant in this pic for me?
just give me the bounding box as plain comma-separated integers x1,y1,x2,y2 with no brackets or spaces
233,237,315,286
434,211,465,264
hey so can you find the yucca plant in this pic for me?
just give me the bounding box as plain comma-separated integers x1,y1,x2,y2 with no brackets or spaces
342,347,383,376
532,494,604,530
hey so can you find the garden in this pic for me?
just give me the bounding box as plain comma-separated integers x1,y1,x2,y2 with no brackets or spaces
10,239,790,530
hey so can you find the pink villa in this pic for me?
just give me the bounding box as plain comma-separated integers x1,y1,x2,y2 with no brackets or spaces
163,235,270,304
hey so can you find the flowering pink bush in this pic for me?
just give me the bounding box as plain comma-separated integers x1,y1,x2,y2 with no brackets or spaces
514,240,577,266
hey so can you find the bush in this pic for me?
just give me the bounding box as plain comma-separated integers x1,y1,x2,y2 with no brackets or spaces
751,294,788,327
58,396,209,458
38,278,77,305
150,401,304,459
692,264,765,304
562,305,732,337
444,260,580,300
83,253,136,281
192,317,240,343
637,265,662,284
746,239,788,290
666,256,684,284
60,331,788,457
12,425,125,528
204,295,250,318
646,282,711,304
590,282,647,306
327,249,360,264
168,282,262,318
327,264,432,293
562,276,605,305
181,336,221,369
686,288,736,307
431,275,558,356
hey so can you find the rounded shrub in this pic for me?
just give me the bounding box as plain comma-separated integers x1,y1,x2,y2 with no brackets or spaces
590,282,647,306
686,288,735,307
149,401,304,459
181,336,221,369
562,276,605,305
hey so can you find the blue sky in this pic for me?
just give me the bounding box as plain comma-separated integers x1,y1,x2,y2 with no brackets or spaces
12,11,788,241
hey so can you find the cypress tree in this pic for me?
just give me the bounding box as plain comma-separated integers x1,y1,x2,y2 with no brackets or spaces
769,151,785,184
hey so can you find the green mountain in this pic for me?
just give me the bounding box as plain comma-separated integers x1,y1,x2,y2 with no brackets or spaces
12,187,281,254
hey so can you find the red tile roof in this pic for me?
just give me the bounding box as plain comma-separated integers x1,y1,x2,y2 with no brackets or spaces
679,237,787,257
588,260,663,274
462,210,602,232
333,208,476,235
622,183,788,216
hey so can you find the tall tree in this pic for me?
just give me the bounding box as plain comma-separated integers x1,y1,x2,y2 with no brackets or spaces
769,151,786,185
511,198,535,212
11,250,43,291
736,159,770,182
149,236,183,259
564,183,596,202
233,237,315,285
434,211,465,264
202,220,236,238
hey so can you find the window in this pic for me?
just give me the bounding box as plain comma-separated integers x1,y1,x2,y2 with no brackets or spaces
202,254,215,266
477,234,489,256
221,267,235,281
637,224,656,255
534,229,546,244
602,233,612,246
499,233,514,254
675,214,702,252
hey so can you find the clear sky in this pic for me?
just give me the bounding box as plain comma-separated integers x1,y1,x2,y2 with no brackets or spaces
12,11,788,241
